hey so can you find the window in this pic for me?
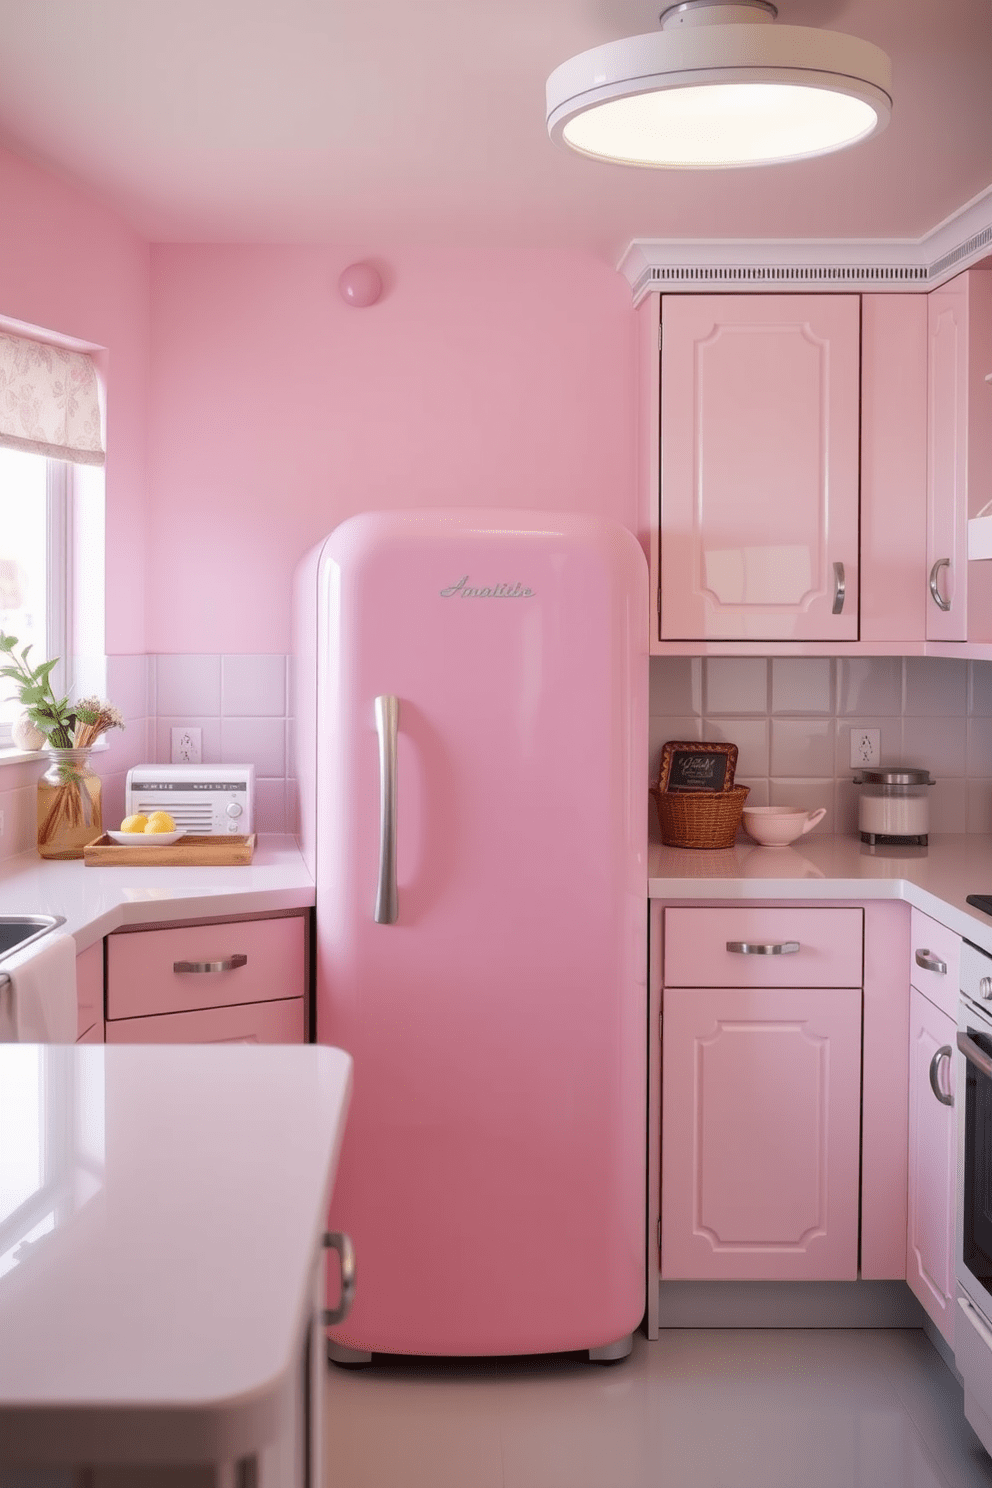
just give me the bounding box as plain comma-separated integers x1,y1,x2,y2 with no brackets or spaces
0,449,71,744
0,327,105,751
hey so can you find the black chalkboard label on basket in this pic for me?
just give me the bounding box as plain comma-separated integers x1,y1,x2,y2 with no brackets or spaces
658,740,738,794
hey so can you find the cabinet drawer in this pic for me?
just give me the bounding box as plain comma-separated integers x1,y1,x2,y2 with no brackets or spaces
909,907,960,1021
664,907,863,987
107,915,306,1020
106,996,304,1044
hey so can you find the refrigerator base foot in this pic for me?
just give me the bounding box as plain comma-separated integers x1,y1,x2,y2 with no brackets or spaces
327,1340,373,1368
588,1334,633,1363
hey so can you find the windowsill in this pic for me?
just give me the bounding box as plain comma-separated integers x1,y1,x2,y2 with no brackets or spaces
0,738,110,768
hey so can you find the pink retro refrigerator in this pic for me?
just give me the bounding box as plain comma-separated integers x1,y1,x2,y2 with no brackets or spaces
295,508,648,1361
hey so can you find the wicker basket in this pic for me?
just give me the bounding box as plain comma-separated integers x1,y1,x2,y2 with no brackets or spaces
651,785,750,850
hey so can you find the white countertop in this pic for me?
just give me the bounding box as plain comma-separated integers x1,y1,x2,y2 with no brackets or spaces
649,833,992,953
0,834,315,953
0,1041,351,1466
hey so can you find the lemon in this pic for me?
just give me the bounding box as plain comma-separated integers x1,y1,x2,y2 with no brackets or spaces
144,811,177,833
120,814,149,834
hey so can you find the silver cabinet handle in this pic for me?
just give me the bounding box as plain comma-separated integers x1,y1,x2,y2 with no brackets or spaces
374,694,399,925
726,940,800,956
915,948,947,975
958,1029,992,1080
832,561,846,615
929,557,951,611
929,1045,954,1106
322,1230,356,1325
173,954,247,973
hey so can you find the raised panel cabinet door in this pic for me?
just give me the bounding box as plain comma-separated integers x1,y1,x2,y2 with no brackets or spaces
106,996,305,1044
659,294,861,641
661,984,862,1280
906,987,957,1347
926,276,969,640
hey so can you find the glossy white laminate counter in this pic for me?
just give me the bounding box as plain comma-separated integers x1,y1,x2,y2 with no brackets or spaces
0,1041,351,1472
649,833,992,954
0,834,314,953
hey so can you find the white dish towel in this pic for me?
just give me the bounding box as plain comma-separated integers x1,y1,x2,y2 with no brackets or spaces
0,931,77,1042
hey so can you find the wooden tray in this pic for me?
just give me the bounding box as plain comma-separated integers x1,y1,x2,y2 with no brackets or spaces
83,834,256,867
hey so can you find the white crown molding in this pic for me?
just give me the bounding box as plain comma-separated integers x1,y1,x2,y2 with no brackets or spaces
618,180,992,302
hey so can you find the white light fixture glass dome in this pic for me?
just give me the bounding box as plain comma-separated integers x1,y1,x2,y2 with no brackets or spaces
546,0,892,169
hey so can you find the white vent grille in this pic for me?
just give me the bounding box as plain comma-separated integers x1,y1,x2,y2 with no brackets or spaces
647,263,929,287
930,224,992,280
133,799,215,833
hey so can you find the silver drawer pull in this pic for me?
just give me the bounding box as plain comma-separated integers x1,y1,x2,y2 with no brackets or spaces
832,561,846,615
929,557,951,612
173,954,248,974
322,1230,357,1326
929,1045,954,1107
726,940,800,956
915,948,947,976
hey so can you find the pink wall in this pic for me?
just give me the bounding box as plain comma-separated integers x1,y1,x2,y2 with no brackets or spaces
0,145,150,654
147,246,637,653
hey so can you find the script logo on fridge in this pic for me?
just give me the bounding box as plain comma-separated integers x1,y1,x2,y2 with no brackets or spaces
440,576,535,599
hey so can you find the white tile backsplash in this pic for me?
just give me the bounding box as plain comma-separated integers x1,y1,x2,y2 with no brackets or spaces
221,654,287,717
650,655,992,837
156,654,222,716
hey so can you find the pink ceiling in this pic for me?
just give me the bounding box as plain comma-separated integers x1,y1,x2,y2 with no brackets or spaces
0,0,988,259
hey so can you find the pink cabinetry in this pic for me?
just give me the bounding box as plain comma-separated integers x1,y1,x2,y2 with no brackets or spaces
906,910,959,1347
658,294,861,643
75,940,103,1042
660,906,863,1282
105,913,307,1044
926,269,992,643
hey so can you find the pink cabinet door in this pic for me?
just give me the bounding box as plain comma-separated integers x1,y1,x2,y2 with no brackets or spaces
75,940,104,1040
906,987,957,1346
661,983,862,1280
107,914,306,1019
927,277,969,640
106,996,304,1044
659,294,860,641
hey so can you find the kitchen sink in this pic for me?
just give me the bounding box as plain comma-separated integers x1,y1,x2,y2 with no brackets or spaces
0,915,66,960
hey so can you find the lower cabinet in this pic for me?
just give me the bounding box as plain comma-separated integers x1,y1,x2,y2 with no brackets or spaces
105,911,308,1044
75,939,104,1042
906,909,960,1349
661,981,862,1280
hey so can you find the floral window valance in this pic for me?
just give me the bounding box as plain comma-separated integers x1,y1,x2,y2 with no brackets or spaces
0,332,105,467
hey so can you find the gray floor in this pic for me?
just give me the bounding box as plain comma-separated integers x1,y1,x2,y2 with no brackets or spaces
323,1328,992,1487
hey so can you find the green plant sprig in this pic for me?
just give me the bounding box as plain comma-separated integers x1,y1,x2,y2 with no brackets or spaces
1,632,81,748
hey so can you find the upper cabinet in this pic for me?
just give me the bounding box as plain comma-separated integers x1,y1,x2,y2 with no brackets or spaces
638,290,930,655
659,294,861,643
926,270,992,644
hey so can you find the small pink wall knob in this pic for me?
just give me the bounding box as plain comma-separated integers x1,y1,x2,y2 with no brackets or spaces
338,263,383,308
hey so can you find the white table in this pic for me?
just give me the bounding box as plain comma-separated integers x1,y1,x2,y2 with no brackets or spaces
0,1043,352,1486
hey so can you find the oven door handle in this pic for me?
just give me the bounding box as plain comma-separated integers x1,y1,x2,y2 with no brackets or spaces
957,1029,992,1080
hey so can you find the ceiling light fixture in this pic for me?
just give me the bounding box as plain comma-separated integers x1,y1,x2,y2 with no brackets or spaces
545,0,892,169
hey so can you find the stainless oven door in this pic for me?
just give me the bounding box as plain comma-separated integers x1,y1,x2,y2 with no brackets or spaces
956,1011,992,1313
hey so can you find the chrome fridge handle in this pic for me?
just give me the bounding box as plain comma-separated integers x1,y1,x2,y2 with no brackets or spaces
832,561,846,615
929,1045,954,1107
322,1231,356,1325
929,558,952,612
374,694,399,925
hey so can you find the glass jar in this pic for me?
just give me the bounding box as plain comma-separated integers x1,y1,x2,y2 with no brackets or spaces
853,767,932,845
36,747,103,859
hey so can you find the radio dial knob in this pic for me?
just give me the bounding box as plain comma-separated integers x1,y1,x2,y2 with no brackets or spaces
980,976,992,1001
226,802,243,818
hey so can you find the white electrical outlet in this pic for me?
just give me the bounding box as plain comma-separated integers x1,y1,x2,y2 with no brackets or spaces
850,728,880,768
171,727,202,765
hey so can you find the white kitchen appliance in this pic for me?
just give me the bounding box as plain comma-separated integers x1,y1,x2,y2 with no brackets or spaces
955,938,992,1454
125,765,255,835
295,508,649,1362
